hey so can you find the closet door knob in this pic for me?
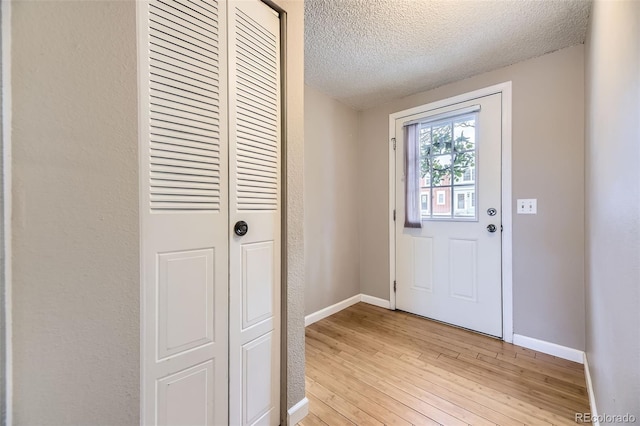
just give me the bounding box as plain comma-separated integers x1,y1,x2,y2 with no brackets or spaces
234,221,248,236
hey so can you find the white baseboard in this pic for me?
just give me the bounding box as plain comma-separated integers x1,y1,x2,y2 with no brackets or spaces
304,294,361,327
583,353,599,425
512,334,584,364
287,397,309,425
361,294,391,309
305,294,392,327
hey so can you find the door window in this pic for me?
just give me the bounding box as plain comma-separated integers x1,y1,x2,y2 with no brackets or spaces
419,113,477,220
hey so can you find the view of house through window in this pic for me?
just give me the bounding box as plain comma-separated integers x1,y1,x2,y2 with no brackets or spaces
419,113,477,220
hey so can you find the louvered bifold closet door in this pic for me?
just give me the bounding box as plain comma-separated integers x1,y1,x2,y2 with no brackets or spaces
228,1,282,425
138,1,228,425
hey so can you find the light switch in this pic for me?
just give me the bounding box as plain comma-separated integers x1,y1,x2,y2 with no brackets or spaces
517,199,537,214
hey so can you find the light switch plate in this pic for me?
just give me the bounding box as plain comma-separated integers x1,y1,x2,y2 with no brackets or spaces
517,199,537,214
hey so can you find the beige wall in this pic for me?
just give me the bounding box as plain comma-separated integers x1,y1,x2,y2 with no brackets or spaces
304,86,360,315
359,45,586,350
12,1,140,424
585,0,640,416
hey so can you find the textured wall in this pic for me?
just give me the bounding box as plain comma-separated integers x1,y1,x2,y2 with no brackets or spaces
11,1,140,424
304,86,360,315
271,0,307,416
585,0,640,416
359,45,586,350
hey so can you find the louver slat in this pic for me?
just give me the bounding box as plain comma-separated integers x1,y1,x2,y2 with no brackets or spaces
150,171,219,184
147,1,221,212
234,7,279,211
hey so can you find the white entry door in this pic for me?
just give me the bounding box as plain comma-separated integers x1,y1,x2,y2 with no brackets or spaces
228,1,281,425
395,93,503,337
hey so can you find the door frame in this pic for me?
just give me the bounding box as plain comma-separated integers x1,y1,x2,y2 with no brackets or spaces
388,82,513,343
1,0,11,421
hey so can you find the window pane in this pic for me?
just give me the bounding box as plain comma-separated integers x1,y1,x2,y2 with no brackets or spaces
419,126,431,148
420,171,431,187
454,117,475,151
433,188,451,217
431,154,452,186
454,186,476,219
454,151,476,184
420,188,431,217
430,122,452,154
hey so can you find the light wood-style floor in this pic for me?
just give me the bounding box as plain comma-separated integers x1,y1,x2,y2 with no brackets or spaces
300,303,589,426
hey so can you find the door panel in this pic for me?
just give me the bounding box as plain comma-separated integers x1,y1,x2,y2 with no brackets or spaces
157,361,214,426
395,93,502,337
139,0,228,424
413,237,433,291
243,332,275,425
242,242,274,328
229,1,281,425
158,249,215,359
449,239,478,301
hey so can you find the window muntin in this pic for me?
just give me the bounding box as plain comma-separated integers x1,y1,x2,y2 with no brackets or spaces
419,113,477,220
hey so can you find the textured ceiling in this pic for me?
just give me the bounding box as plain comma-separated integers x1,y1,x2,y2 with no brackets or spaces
305,0,591,110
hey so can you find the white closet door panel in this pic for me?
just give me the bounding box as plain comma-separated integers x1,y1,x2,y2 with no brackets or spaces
157,361,214,426
139,1,228,425
157,248,214,359
242,241,274,329
228,1,281,424
243,332,276,426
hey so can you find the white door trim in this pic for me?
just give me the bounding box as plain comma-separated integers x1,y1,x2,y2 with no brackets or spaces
388,82,513,343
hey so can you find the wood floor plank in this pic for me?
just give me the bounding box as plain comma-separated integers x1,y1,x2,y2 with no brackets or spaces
307,393,355,426
333,309,471,358
303,303,589,426
352,303,537,359
305,326,361,355
306,377,384,426
534,351,585,370
515,352,588,380
325,315,437,359
499,353,587,386
396,353,559,425
349,349,527,425
310,320,381,355
305,365,413,426
339,350,508,426
324,313,429,357
306,353,439,425
433,354,589,418
297,412,327,426
345,305,502,359
311,349,467,425
310,352,440,425
470,353,589,401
